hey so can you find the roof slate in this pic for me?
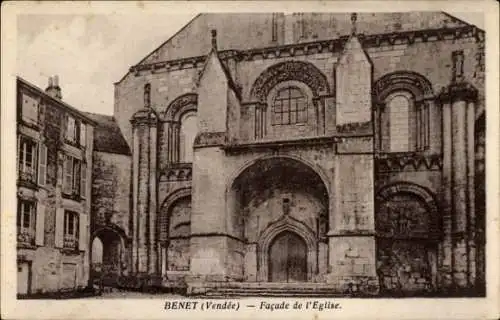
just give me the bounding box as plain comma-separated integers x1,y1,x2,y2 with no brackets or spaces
83,112,131,155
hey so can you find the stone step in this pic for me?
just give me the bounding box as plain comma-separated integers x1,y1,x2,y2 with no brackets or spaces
204,286,349,297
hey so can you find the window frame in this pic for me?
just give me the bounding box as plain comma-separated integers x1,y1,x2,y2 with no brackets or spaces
18,135,38,184
271,86,308,126
62,154,83,198
178,112,197,163
379,90,431,154
63,210,79,249
20,92,39,126
17,199,36,245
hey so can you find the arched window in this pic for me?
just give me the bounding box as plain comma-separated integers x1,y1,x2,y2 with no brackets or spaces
179,113,197,163
272,87,308,125
379,91,427,153
388,94,412,152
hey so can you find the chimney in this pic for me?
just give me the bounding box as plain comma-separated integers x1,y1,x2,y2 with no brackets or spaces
45,75,62,99
211,29,217,50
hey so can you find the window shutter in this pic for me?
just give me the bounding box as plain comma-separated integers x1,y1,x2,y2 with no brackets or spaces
63,156,72,194
81,162,87,198
73,160,81,195
78,213,87,251
55,208,64,248
80,123,86,147
35,203,45,246
62,114,68,140
38,144,47,186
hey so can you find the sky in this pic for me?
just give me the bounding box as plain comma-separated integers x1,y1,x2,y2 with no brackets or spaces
16,11,484,116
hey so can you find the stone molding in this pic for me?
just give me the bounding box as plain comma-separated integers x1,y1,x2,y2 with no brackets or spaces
161,93,198,122
128,25,482,78
130,108,158,126
437,82,479,104
373,71,435,103
159,163,192,182
257,214,318,282
250,60,330,101
375,181,441,239
375,153,443,172
193,132,227,148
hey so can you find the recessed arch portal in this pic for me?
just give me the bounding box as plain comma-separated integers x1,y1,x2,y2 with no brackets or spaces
227,156,329,282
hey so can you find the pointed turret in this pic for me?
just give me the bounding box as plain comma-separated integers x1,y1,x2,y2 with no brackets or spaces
335,13,372,126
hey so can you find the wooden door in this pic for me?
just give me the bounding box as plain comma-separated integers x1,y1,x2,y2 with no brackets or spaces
17,262,31,294
269,231,307,282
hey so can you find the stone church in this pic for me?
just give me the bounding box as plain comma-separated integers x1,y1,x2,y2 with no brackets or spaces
89,12,486,296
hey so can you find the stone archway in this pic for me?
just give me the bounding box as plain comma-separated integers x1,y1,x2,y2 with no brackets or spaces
90,225,127,286
227,156,329,282
158,188,192,278
375,182,440,295
258,215,317,282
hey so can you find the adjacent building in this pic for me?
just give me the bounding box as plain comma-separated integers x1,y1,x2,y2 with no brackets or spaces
93,12,485,296
16,76,96,295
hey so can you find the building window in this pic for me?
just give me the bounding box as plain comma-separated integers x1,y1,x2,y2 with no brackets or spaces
63,211,79,249
179,113,197,163
62,155,82,197
379,91,431,153
66,115,77,143
64,115,86,148
272,87,307,125
21,93,39,125
388,95,412,152
18,136,37,184
17,199,36,245
452,50,464,83
80,123,86,147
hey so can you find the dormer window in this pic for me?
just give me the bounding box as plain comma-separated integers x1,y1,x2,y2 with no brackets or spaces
272,87,308,125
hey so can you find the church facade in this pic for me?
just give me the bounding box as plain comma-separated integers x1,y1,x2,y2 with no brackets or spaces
90,12,486,296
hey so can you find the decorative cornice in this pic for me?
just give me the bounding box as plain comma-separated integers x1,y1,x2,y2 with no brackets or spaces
159,163,192,182
375,153,443,172
437,82,478,104
336,121,372,134
130,108,158,127
129,26,479,77
193,131,227,148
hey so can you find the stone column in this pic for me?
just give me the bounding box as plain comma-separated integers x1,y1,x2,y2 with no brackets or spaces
148,124,158,274
137,124,148,273
466,100,476,287
440,98,453,287
131,126,140,273
439,83,478,290
131,109,158,274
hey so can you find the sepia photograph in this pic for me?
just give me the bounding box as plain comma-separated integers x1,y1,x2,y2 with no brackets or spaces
1,1,499,319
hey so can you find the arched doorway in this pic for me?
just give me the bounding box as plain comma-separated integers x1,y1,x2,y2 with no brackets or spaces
269,231,307,282
228,156,329,282
90,226,126,286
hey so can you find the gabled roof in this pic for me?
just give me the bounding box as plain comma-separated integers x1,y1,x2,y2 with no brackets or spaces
135,12,472,67
83,112,131,155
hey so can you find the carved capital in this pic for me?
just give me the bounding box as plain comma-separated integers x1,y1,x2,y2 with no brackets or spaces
437,82,478,104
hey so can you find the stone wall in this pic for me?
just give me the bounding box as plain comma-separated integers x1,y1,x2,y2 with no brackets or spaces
91,152,131,235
